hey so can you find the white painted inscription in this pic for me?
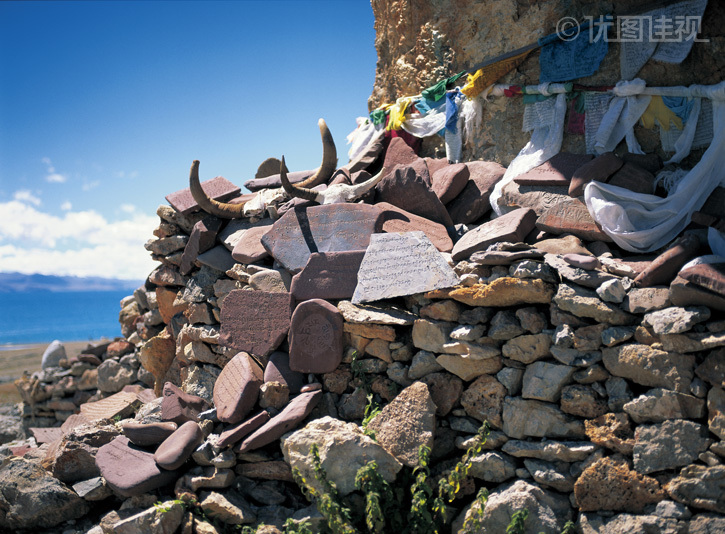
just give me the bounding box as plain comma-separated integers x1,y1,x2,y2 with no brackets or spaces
352,232,459,304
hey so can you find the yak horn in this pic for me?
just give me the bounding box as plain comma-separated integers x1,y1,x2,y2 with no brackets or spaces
189,160,246,219
295,118,338,188
280,156,320,202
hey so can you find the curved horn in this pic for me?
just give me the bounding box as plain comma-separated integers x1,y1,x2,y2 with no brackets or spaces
349,167,387,197
189,160,246,219
280,156,320,202
294,118,338,188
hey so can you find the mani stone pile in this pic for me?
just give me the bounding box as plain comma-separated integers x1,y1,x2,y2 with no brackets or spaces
3,135,725,534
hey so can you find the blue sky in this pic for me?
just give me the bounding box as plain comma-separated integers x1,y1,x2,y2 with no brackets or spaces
0,0,377,280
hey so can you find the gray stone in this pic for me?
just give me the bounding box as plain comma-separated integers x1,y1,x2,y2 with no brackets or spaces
502,397,585,439
113,500,184,534
666,465,725,514
408,350,444,380
497,367,524,396
337,300,417,326
488,309,524,340
623,287,672,314
524,458,575,492
282,416,402,496
643,305,711,335
603,343,695,393
468,451,517,482
554,283,636,325
634,420,711,474
601,326,636,347
460,374,506,428
708,386,725,440
41,340,66,369
596,278,628,303
522,362,575,402
366,382,436,467
502,439,598,462
623,388,705,423
606,376,634,412
412,319,453,353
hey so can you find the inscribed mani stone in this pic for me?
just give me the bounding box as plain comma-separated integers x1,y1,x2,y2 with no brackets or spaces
290,250,366,301
261,203,384,273
352,232,460,304
289,299,344,374
220,290,293,357
96,436,180,497
213,352,264,424
514,152,593,186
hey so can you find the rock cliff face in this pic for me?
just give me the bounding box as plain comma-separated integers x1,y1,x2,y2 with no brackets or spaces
369,0,725,163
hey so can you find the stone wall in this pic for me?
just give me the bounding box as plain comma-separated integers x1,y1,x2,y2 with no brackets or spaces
369,0,725,164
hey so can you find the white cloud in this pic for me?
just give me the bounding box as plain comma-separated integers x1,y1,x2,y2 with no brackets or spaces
0,200,159,279
42,157,67,183
60,201,72,211
13,190,41,206
116,171,139,179
120,204,136,213
82,180,100,191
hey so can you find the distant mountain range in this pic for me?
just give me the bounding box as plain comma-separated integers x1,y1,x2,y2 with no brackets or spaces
0,272,143,293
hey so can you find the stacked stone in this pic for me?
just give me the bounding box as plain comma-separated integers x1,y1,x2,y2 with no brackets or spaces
13,339,148,426
6,136,724,533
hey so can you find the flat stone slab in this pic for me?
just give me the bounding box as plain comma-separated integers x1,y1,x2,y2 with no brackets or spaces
96,436,180,497
154,421,204,470
352,232,459,304
161,382,210,424
196,245,235,273
452,207,537,261
232,225,272,264
220,290,293,357
377,201,453,252
218,218,274,251
536,198,612,242
264,351,305,394
375,159,453,226
217,411,271,448
261,203,384,273
607,162,656,195
290,251,365,301
122,421,178,447
289,299,344,374
337,300,417,326
30,427,64,444
180,216,223,275
634,233,701,287
431,163,470,204
79,391,141,422
213,352,264,424
569,152,623,197
447,161,506,224
514,152,593,186
679,263,725,297
236,390,322,453
166,176,241,215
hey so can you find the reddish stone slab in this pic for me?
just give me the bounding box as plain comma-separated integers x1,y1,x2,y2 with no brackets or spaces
220,290,293,357
213,352,264,424
166,176,241,216
122,421,178,447
290,251,365,302
446,161,507,224
634,233,701,288
679,263,725,297
235,390,322,453
431,163,470,204
382,137,420,172
514,152,593,186
80,391,140,422
264,352,305,395
451,208,538,261
30,427,64,445
289,299,344,374
375,160,453,227
180,216,223,275
232,225,272,264
621,152,663,175
217,410,271,448
96,436,180,497
698,187,725,219
61,414,92,434
161,382,210,425
424,157,450,176
261,203,384,274
569,152,624,197
377,201,454,253
244,170,314,192
606,162,656,195
154,421,204,470
535,198,613,242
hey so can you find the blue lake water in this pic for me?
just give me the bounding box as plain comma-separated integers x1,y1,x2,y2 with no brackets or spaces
0,290,132,345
